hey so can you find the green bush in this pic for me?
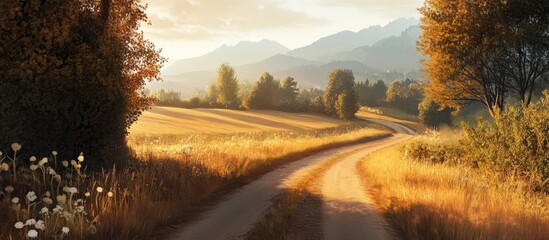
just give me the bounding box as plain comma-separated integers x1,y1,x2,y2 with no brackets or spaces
463,92,549,192
404,131,466,165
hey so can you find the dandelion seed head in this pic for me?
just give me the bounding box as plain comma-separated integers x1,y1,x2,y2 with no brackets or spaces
25,219,36,226
27,229,38,238
62,226,69,234
14,221,24,229
35,220,45,230
26,191,37,202
11,143,22,152
56,194,67,205
40,207,49,214
1,163,9,171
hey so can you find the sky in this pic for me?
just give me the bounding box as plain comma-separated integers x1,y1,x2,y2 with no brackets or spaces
141,0,425,63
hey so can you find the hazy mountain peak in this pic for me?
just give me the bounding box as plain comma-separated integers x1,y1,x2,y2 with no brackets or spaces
287,17,419,61
164,39,289,75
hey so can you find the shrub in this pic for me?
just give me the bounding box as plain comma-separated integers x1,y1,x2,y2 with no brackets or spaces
418,98,453,129
463,92,549,191
404,130,466,165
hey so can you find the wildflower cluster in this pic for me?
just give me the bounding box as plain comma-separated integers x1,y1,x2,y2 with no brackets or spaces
0,143,113,239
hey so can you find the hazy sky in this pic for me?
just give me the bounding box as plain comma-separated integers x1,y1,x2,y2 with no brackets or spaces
141,0,424,62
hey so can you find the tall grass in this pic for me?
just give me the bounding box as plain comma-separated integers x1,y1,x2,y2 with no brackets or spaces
0,122,389,239
358,139,549,240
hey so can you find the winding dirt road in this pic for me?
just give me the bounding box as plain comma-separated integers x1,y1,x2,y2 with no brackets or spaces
163,118,414,240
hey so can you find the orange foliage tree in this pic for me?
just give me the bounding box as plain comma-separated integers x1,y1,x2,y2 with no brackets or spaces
419,0,549,117
0,0,165,166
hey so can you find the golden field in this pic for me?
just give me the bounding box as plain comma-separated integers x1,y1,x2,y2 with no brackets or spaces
129,106,350,135
358,140,549,240
0,107,391,240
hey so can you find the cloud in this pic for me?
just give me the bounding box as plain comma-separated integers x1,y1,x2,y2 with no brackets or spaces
141,0,324,41
315,0,423,17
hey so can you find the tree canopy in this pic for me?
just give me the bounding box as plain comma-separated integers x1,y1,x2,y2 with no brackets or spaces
215,63,239,109
324,69,359,119
419,0,549,117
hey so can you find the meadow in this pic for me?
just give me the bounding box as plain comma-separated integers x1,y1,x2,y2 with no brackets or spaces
0,107,390,239
359,133,549,240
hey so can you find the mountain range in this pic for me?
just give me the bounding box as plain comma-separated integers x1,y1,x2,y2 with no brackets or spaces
150,17,423,97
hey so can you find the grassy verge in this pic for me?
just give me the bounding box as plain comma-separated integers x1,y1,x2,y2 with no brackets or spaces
358,140,549,240
247,146,373,239
0,122,390,239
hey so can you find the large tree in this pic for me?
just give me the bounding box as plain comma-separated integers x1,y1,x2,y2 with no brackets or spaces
215,63,239,109
0,0,165,165
419,0,549,117
323,69,359,119
244,72,277,110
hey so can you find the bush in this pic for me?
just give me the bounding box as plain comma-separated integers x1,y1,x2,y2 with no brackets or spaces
404,130,466,165
463,92,549,191
418,98,453,129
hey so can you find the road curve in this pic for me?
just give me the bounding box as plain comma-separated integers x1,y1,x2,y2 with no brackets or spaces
322,118,414,240
163,118,414,240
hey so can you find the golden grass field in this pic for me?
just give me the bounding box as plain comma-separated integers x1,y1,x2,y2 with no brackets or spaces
359,139,549,240
129,106,350,135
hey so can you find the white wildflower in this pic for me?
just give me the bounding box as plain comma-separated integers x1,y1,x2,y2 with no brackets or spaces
77,206,85,213
62,226,69,234
30,165,38,171
69,187,77,194
84,192,90,197
48,168,56,175
52,151,58,156
30,156,37,162
40,207,49,214
25,219,36,226
62,160,69,167
53,205,63,213
11,143,22,152
77,153,84,162
54,174,61,182
70,160,76,166
14,221,24,229
63,186,70,193
5,185,14,193
26,191,37,202
27,229,38,238
35,220,45,230
96,187,103,193
12,197,19,204
107,192,113,197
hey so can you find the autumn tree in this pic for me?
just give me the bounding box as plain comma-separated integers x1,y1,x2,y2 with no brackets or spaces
244,72,277,110
386,80,406,106
215,63,239,109
324,69,359,119
419,0,549,117
278,76,299,111
0,0,165,165
418,98,453,129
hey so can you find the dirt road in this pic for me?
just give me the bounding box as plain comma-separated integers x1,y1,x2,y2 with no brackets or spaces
164,118,414,240
322,131,413,240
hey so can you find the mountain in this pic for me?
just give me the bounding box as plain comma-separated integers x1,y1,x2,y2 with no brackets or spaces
325,25,422,71
163,39,290,75
287,17,419,60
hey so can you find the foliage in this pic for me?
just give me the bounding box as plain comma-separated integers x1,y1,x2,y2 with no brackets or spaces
355,80,387,107
151,89,184,107
277,77,300,111
419,0,549,117
386,80,406,105
335,93,359,120
215,64,239,109
418,98,453,129
0,0,165,165
244,72,278,110
463,91,549,191
323,69,359,119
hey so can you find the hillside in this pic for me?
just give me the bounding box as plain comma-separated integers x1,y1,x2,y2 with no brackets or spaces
129,106,350,135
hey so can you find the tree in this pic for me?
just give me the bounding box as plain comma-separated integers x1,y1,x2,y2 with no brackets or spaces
323,69,359,119
244,72,277,109
386,80,405,106
0,0,165,165
336,93,359,120
278,76,299,110
215,63,239,109
152,89,183,107
419,0,549,117
369,80,388,106
418,98,453,129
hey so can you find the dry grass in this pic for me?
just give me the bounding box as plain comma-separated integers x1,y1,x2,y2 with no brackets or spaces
0,109,390,239
129,106,350,135
358,140,549,240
